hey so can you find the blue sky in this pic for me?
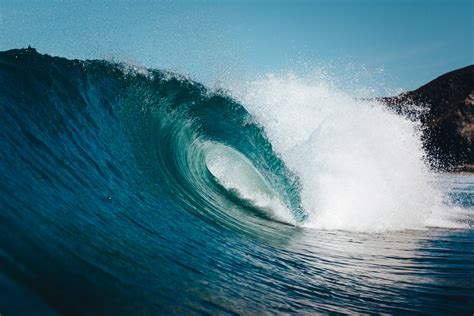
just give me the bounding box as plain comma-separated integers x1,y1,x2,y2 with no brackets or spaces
1,0,472,95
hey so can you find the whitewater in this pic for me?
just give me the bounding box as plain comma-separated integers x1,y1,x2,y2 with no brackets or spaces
228,74,468,231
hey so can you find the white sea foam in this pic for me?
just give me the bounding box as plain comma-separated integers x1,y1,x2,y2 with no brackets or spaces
227,73,466,232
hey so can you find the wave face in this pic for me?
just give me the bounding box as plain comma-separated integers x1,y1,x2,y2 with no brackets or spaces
0,48,473,315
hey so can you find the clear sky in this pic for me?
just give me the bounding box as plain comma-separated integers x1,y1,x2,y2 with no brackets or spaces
1,0,472,95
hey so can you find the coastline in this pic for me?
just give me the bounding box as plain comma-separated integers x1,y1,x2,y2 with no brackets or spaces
439,164,474,176
452,164,474,175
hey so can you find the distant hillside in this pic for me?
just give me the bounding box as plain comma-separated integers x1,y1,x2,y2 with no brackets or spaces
379,65,474,170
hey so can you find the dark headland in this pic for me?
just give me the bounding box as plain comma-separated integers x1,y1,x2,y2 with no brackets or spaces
379,65,474,172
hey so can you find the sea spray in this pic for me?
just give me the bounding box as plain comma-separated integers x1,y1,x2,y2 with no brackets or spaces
229,73,461,231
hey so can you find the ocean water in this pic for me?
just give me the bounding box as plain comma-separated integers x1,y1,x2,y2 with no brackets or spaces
0,48,472,315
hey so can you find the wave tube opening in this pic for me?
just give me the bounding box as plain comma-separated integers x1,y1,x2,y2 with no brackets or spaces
204,142,296,225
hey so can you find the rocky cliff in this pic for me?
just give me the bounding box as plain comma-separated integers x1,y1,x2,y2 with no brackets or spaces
380,65,474,170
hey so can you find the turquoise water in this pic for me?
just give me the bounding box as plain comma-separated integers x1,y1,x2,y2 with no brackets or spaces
0,48,472,314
